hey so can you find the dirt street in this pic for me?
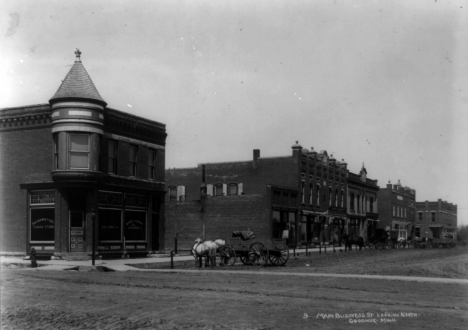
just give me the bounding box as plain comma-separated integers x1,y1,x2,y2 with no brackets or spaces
1,248,468,330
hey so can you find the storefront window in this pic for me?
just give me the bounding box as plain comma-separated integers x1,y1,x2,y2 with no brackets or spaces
124,210,146,241
288,212,296,246
98,209,122,241
301,222,307,242
272,210,281,239
30,208,55,242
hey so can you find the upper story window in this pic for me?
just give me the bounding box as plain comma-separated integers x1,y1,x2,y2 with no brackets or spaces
431,212,436,222
329,188,332,206
301,181,305,204
207,184,213,196
129,145,138,177
309,184,313,205
167,186,185,201
69,133,89,169
177,186,186,201
168,186,177,201
316,185,321,206
148,149,156,180
108,140,118,174
335,189,338,207
350,193,355,211
53,134,59,170
370,197,374,213
214,183,225,196
228,183,238,195
341,190,344,208
393,204,395,216
356,194,360,212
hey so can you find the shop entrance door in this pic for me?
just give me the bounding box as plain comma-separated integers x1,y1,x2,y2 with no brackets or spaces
70,211,85,252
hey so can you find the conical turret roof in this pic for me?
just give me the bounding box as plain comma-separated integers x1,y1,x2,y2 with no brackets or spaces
50,49,106,106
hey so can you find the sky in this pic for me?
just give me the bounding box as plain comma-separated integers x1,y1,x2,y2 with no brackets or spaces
1,0,467,225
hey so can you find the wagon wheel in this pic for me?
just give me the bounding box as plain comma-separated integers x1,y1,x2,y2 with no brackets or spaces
268,244,289,266
239,252,251,265
372,240,382,250
248,242,269,267
223,246,237,266
216,247,237,266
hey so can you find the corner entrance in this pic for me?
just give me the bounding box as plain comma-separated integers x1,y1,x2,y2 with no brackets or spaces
70,211,85,252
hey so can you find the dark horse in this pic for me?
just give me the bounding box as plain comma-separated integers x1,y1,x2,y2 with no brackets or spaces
342,234,364,252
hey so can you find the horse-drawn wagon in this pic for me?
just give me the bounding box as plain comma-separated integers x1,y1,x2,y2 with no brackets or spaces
217,231,290,267
427,225,457,248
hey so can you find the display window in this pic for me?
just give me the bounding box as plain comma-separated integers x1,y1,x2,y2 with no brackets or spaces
29,190,55,244
30,208,55,243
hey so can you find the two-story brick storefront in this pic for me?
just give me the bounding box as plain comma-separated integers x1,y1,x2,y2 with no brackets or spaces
165,142,350,250
415,199,457,240
0,51,167,258
377,180,416,239
346,164,380,240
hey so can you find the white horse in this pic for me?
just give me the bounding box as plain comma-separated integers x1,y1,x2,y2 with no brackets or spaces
192,238,218,267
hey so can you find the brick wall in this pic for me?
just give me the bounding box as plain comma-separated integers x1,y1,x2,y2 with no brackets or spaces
166,156,298,203
165,194,270,251
0,126,53,253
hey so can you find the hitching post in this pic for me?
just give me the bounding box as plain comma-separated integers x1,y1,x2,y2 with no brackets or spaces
30,247,37,268
91,207,96,266
175,233,178,254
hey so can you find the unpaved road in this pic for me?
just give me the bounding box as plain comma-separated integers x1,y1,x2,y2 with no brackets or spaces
1,248,468,330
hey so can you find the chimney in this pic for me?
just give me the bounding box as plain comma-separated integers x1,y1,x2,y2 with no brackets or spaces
387,181,392,189
253,149,260,161
291,141,302,157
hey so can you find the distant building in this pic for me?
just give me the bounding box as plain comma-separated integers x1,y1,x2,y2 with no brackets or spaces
165,142,350,250
0,50,167,258
414,199,457,240
376,180,416,239
346,164,380,240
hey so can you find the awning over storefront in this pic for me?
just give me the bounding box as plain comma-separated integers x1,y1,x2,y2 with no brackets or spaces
428,224,444,228
366,218,380,222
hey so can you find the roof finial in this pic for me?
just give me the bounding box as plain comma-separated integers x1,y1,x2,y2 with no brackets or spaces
75,48,82,62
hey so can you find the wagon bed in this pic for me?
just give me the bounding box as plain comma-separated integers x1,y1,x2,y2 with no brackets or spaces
218,232,289,267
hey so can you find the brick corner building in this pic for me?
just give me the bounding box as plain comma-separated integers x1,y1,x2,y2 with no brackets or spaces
0,50,167,258
414,199,457,240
